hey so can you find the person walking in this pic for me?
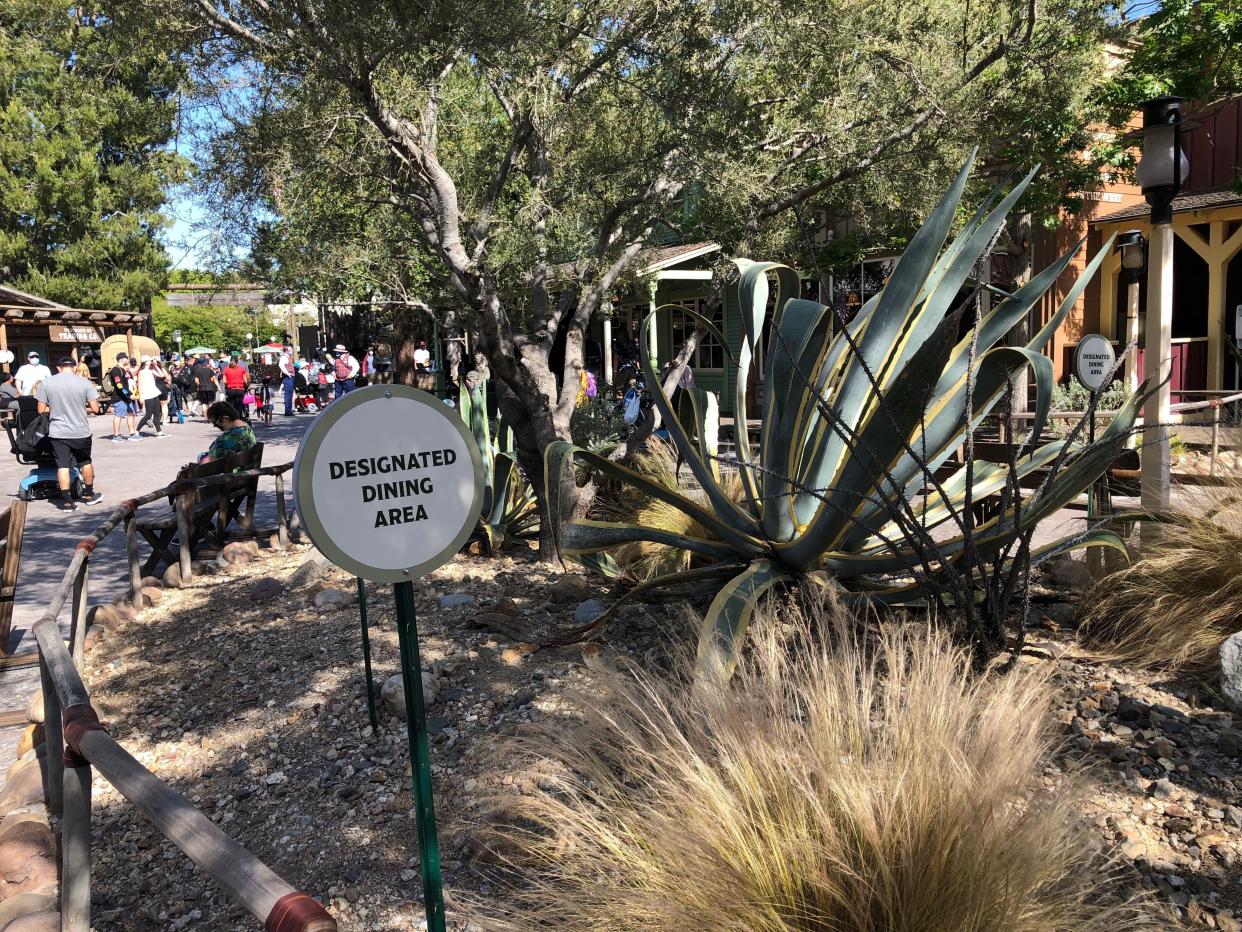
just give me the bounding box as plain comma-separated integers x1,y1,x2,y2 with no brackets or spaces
331,344,359,398
34,357,102,511
221,355,250,419
134,357,168,437
278,346,296,416
106,352,139,442
14,352,51,396
193,357,218,416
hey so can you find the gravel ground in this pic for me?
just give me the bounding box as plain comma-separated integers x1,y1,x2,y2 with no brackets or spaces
73,540,1242,930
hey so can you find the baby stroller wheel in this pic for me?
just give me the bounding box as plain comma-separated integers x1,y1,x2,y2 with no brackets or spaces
306,401,319,413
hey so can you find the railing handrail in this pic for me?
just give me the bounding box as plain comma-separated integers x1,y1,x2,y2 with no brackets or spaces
28,460,336,931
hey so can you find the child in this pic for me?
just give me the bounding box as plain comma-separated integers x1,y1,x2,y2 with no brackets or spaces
257,378,275,426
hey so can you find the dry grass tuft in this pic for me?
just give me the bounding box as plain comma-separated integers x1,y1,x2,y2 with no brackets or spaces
1079,505,1242,671
474,600,1148,931
601,439,747,580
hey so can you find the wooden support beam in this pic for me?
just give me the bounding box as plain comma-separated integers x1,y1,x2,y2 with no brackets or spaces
1209,222,1227,391
62,762,92,932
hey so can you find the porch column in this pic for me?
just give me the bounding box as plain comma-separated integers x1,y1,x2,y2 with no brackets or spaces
0,322,8,375
1141,222,1174,518
646,276,659,370
1208,221,1226,392
1099,249,1120,345
602,313,613,387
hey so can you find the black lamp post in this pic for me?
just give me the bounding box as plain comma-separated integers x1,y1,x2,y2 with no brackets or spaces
1135,96,1188,225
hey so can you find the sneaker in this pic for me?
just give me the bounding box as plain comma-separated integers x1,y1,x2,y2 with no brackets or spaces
155,431,169,438
110,435,126,443
127,433,142,441
56,497,78,512
77,490,102,505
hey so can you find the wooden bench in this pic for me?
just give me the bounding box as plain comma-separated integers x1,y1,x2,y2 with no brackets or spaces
0,498,27,654
135,444,264,575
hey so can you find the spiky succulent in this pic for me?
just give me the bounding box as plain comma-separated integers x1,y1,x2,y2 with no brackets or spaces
459,374,539,554
546,156,1140,678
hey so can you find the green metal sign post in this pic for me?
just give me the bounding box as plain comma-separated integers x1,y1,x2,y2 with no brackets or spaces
394,580,446,932
292,386,484,932
357,577,377,730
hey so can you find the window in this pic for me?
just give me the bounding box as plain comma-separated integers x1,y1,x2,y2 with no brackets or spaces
670,298,724,369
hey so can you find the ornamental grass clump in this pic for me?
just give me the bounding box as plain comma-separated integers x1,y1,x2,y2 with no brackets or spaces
547,153,1146,678
1079,498,1242,670
475,600,1149,932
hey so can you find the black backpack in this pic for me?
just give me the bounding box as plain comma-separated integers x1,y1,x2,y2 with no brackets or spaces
175,367,196,390
16,412,50,458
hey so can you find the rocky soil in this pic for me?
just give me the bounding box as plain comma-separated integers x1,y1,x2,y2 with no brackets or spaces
69,539,1242,930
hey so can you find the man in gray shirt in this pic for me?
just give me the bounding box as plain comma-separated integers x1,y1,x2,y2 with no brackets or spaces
35,357,102,511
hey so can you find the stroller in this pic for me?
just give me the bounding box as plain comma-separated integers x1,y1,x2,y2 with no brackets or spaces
293,371,321,414
4,398,82,501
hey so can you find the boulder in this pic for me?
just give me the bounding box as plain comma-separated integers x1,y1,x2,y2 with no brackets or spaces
248,577,284,602
1046,555,1092,593
105,597,136,621
0,895,58,928
289,551,333,590
24,692,41,726
84,625,108,650
1220,631,1242,713
220,540,260,565
313,588,355,610
381,670,439,721
4,748,43,785
573,598,607,625
437,593,475,610
6,913,60,931
0,823,56,898
139,575,163,590
139,586,163,607
0,808,49,844
161,563,184,589
548,574,592,604
0,763,44,819
15,725,41,760
191,559,220,577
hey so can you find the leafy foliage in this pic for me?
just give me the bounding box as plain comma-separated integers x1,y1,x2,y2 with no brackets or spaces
0,0,188,309
459,374,539,555
151,299,270,356
547,157,1144,678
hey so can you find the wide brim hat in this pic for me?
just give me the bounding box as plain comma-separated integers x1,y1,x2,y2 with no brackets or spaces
332,344,347,353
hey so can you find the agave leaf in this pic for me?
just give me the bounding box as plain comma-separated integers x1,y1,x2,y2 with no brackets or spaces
543,441,767,560
562,519,739,562
639,307,760,537
695,559,788,681
677,387,721,483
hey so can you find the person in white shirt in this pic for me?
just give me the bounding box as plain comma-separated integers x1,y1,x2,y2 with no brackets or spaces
412,340,431,370
278,348,295,416
134,357,168,437
14,352,52,395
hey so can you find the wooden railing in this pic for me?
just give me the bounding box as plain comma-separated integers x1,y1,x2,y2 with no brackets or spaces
30,463,336,931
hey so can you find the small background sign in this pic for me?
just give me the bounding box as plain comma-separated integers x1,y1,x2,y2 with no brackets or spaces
1074,334,1116,393
294,385,484,582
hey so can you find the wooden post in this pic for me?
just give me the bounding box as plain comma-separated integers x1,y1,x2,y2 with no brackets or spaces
1211,401,1222,477
275,471,290,549
39,657,63,818
62,759,92,931
176,489,193,583
69,560,89,662
0,321,8,374
1141,222,1174,534
124,514,142,608
0,497,28,654
125,326,135,361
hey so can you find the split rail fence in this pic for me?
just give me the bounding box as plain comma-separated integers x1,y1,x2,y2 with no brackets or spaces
29,463,337,931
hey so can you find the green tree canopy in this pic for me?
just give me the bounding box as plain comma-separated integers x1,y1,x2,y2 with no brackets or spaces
0,0,188,310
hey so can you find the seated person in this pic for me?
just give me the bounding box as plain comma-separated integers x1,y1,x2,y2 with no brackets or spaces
0,373,19,411
199,401,256,464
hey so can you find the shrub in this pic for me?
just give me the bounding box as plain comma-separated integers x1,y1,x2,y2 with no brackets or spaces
1079,505,1242,670
475,600,1150,931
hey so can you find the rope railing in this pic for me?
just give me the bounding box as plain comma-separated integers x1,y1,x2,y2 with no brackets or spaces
26,462,337,931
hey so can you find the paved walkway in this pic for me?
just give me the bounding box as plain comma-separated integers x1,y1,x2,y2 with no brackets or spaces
0,408,314,783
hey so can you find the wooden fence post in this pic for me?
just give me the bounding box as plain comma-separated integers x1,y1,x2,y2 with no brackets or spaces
70,560,89,662
176,488,193,583
0,497,27,654
1210,401,1221,477
39,656,63,818
62,758,92,931
275,471,290,550
125,513,142,608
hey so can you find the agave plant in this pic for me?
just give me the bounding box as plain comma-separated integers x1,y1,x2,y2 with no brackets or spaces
459,373,539,554
546,155,1145,678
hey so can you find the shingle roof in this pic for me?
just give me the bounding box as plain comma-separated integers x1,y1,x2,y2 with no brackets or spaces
1093,188,1242,224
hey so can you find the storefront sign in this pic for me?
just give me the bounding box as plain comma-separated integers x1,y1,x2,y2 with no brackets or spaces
1074,333,1116,393
293,385,484,582
49,325,103,343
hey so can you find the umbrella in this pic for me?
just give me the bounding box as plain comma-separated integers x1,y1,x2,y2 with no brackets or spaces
182,346,217,355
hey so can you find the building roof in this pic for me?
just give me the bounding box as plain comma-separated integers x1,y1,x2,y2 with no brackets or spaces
1093,188,1242,224
637,242,720,273
0,284,147,325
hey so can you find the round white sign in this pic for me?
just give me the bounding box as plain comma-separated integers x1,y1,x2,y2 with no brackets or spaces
1074,333,1116,393
293,385,484,582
